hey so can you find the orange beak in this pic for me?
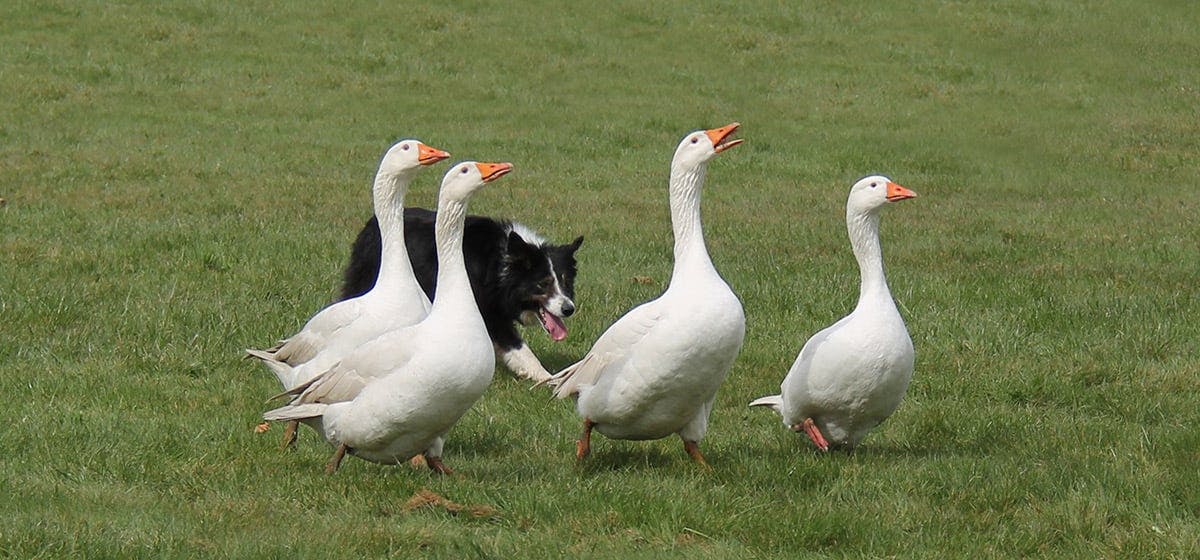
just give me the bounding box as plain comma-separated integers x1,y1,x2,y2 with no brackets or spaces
417,143,451,165
886,182,917,202
475,162,514,182
705,122,744,153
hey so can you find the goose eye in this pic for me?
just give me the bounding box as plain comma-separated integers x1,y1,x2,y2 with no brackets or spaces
461,166,469,173
401,144,410,151
870,183,878,188
691,137,699,144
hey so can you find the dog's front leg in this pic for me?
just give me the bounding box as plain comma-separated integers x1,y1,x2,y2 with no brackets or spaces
497,343,552,382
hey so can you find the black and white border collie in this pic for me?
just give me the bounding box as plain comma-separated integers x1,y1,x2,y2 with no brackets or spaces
340,208,583,382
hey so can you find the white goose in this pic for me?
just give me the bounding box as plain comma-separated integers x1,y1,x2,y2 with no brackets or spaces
247,139,448,376
263,161,509,474
750,175,917,450
545,124,746,466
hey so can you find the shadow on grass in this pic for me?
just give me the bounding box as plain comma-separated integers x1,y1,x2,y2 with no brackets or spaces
570,439,736,475
451,427,522,460
835,442,969,459
577,447,679,473
737,430,1002,466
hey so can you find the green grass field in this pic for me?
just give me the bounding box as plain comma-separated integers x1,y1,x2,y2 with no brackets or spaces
3,1,1198,557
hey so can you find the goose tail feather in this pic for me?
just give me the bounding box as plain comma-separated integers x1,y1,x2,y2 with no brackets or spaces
748,395,783,414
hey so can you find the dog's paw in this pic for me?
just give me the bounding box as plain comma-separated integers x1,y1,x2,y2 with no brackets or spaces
499,345,553,383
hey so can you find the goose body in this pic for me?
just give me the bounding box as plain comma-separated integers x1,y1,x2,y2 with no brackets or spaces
247,140,448,382
548,124,746,465
263,161,509,473
750,175,916,450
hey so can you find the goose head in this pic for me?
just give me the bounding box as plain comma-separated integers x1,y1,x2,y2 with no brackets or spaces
439,161,514,201
847,175,917,215
671,122,744,168
378,139,451,178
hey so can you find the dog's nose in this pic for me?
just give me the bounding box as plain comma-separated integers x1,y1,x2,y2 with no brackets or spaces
561,301,575,317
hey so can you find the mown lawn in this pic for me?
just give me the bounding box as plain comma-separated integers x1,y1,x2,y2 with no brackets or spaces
2,1,1198,558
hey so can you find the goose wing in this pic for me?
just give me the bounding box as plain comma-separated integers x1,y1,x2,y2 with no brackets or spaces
277,329,421,405
255,298,366,365
546,300,663,399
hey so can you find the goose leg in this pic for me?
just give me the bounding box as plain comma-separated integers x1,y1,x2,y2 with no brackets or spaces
791,418,830,452
325,443,348,474
682,439,711,469
576,419,595,460
419,437,451,474
424,454,454,475
280,420,299,450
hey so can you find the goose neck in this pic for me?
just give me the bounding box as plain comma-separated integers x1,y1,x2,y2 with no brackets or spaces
430,196,475,316
847,209,891,303
668,164,715,276
372,172,417,290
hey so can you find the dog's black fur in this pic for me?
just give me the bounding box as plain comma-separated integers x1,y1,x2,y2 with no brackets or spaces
341,208,583,371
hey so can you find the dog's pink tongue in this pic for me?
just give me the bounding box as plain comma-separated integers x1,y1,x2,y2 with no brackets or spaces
540,309,568,341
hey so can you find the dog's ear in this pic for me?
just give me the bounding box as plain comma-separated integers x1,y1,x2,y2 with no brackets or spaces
506,230,532,252
567,236,584,254
504,231,539,267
